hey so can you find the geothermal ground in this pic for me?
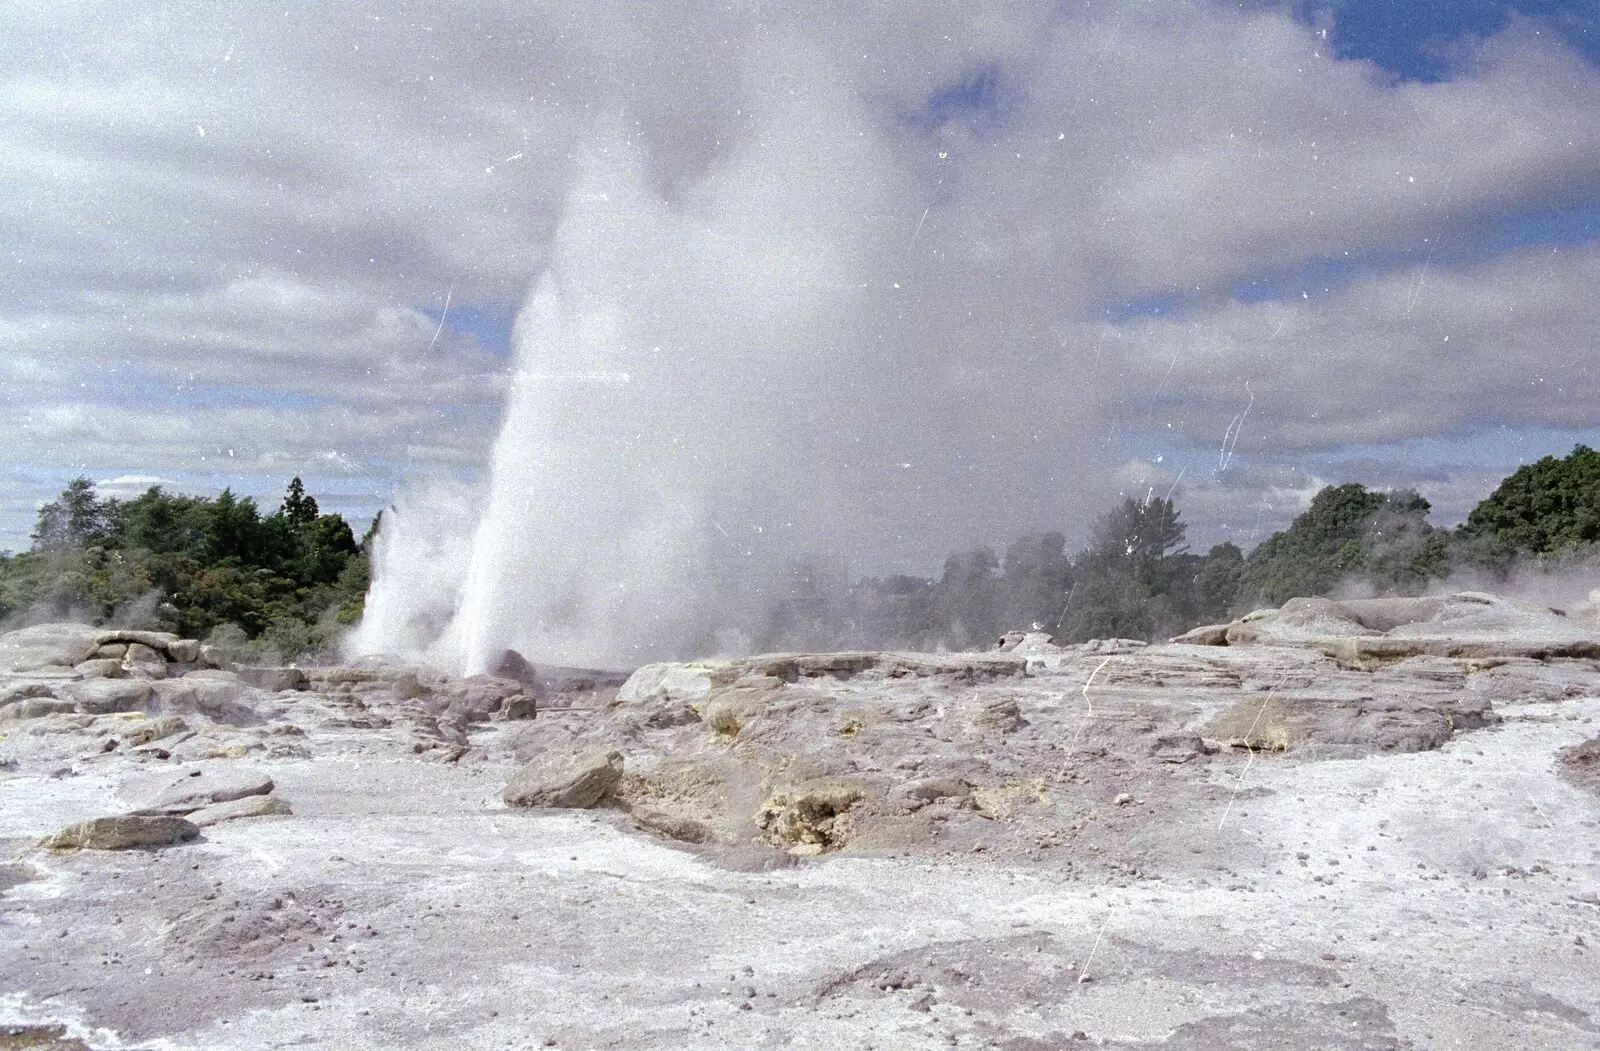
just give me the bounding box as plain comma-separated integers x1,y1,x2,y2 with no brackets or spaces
3,594,1600,1050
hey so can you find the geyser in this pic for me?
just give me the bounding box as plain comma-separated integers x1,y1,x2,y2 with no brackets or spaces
352,34,1137,673
356,111,920,671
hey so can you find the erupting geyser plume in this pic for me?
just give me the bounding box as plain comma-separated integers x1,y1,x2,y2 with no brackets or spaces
354,107,928,671
348,11,1230,672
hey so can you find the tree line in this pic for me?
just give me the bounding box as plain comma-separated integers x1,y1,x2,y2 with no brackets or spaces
755,444,1600,651
4,444,1596,658
0,477,368,659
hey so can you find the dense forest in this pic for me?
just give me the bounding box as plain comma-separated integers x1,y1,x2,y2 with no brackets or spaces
3,445,1597,659
0,477,369,661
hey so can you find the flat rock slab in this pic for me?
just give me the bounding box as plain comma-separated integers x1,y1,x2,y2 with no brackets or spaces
39,815,199,851
122,765,275,814
188,794,292,826
60,678,154,714
0,623,105,673
503,747,623,808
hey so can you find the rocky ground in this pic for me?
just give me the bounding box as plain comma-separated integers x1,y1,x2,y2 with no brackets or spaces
2,593,1599,1049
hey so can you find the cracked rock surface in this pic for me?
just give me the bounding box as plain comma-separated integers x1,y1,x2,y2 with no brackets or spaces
2,606,1599,1049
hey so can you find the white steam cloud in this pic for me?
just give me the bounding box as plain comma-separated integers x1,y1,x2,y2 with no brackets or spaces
343,3,1600,671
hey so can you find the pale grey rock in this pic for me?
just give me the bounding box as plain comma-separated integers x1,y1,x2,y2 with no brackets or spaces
1149,734,1212,762
1082,638,1149,654
62,677,154,714
0,696,77,720
40,814,199,850
1216,592,1600,660
123,715,188,746
901,777,971,803
152,677,264,726
235,666,306,691
197,642,232,669
123,642,165,664
1171,623,1231,645
0,623,104,673
121,642,168,678
73,658,127,679
619,664,715,705
187,793,292,826
996,630,1058,654
126,764,275,814
92,642,129,659
98,628,182,653
502,695,537,721
164,638,201,663
0,679,63,705
435,674,522,720
503,747,623,808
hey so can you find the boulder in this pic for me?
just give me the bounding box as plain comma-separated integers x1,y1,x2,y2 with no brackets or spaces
1560,736,1600,796
0,623,105,673
619,664,716,705
187,793,292,826
165,638,202,663
40,815,199,850
491,648,543,692
0,696,76,720
93,642,129,659
898,777,971,809
197,642,232,669
0,680,62,705
153,677,263,726
121,642,168,678
125,764,275,814
73,658,127,679
98,628,181,653
62,677,154,715
1171,623,1231,646
757,781,865,854
439,674,522,720
124,715,188,746
1149,734,1213,763
502,695,537,721
235,666,307,691
995,631,1056,653
1218,592,1600,660
503,747,624,808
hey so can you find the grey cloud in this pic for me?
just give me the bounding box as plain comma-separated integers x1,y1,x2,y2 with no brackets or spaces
4,0,1600,571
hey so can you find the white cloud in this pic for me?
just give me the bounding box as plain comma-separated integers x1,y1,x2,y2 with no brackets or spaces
1,0,1597,571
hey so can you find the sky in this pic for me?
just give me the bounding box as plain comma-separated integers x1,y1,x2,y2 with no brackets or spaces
5,0,1600,572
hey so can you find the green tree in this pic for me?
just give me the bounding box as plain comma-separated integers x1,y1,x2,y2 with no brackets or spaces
1237,484,1449,605
1059,498,1190,642
1462,445,1600,558
281,476,320,531
3,475,368,658
998,532,1073,632
1190,541,1244,621
31,477,113,552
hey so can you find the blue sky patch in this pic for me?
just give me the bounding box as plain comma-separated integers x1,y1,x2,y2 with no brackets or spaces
1291,0,1600,82
421,302,514,356
912,65,1005,135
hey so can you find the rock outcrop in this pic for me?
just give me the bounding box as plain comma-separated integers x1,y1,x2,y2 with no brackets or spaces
40,815,200,851
125,764,276,814
1175,591,1600,662
503,747,624,808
